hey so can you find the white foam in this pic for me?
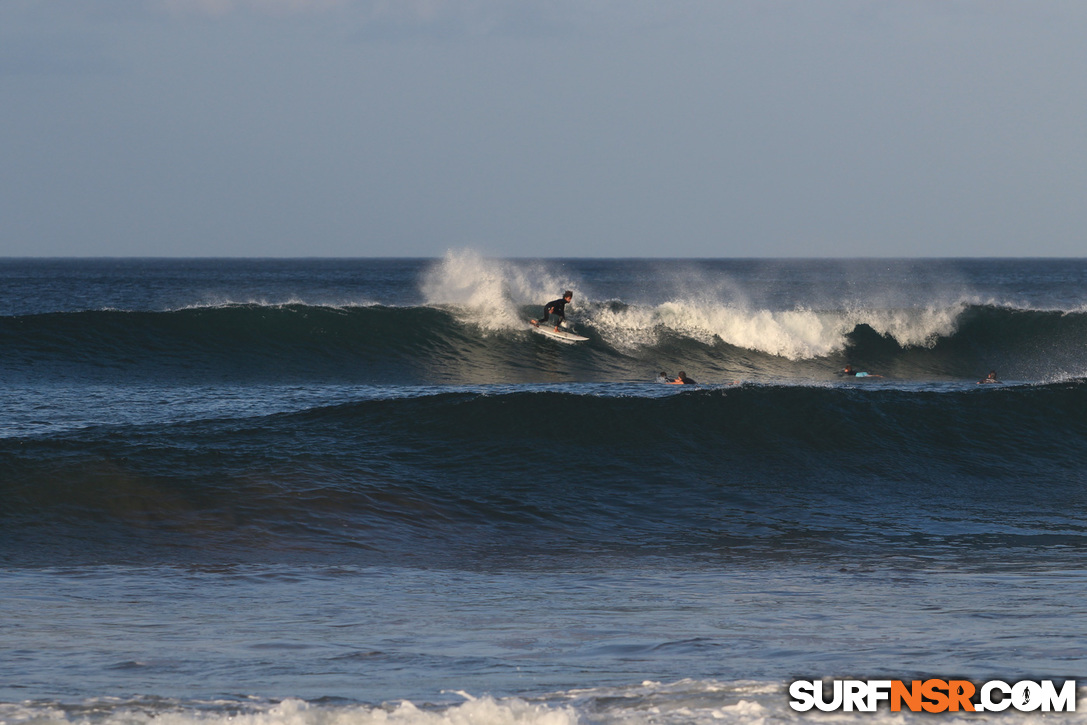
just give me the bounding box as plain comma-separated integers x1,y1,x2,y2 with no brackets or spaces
7,680,1087,725
170,297,380,312
857,304,965,350
0,697,578,725
583,299,967,360
657,301,849,359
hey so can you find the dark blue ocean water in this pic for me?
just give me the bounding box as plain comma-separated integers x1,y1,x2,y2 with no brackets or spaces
3,253,1087,724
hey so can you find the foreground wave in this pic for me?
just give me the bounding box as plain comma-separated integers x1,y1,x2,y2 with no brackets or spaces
5,383,1087,566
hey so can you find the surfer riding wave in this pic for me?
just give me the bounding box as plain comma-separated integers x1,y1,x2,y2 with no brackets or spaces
532,291,573,333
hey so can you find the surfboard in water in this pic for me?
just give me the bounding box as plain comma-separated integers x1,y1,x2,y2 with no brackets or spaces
530,322,588,344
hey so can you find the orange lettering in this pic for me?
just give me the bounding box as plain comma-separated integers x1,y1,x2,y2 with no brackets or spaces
921,679,950,713
891,680,923,712
948,680,976,712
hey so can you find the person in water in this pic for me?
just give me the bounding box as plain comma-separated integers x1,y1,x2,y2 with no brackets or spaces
532,291,573,332
978,370,1001,384
669,371,697,385
842,365,882,378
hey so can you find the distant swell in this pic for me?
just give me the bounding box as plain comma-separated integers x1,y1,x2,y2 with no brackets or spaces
4,383,1087,565
3,303,1087,384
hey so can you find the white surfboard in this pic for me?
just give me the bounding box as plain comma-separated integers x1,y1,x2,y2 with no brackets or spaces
530,322,588,344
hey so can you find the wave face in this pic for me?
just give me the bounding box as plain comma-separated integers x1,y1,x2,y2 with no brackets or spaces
4,254,1087,385
4,300,1087,386
5,383,1087,566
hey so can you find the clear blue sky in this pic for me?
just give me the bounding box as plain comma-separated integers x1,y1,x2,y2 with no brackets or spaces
2,1,1085,257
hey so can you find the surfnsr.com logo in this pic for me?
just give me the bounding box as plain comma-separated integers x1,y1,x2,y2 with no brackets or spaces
789,679,1076,713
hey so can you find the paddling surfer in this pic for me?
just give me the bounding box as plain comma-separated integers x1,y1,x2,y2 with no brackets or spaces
842,365,882,378
668,371,698,385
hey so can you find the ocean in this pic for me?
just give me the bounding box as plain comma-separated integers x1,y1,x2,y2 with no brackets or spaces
3,252,1087,724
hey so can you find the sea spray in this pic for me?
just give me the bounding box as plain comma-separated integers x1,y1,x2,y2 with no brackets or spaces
420,250,580,333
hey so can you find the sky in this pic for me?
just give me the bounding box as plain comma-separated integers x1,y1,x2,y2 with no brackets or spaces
1,0,1086,258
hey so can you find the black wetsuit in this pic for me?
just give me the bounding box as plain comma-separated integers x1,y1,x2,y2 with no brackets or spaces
541,297,570,325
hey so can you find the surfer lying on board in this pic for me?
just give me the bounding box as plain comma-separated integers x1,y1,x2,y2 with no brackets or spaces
668,371,698,385
842,365,883,378
978,370,1001,384
531,291,573,333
